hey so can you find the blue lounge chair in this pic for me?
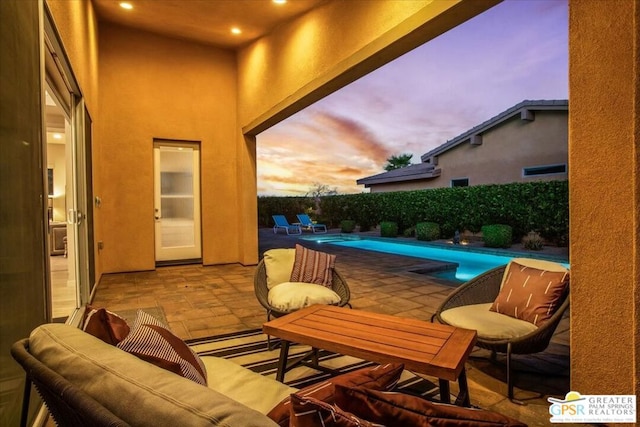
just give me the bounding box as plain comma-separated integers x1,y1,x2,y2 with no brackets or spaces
272,215,301,235
296,214,327,233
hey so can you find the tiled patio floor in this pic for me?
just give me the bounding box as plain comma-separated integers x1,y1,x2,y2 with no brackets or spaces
92,228,572,427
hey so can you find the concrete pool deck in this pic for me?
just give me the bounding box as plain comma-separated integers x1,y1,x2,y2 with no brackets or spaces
94,227,571,426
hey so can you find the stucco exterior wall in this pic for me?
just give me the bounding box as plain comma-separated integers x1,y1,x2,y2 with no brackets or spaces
569,0,638,397
97,23,237,272
432,111,568,187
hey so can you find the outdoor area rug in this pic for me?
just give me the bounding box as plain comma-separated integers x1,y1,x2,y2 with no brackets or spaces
187,328,449,401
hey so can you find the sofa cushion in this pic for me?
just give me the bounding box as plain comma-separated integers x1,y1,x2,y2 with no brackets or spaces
264,248,296,289
82,305,130,345
29,324,279,426
334,385,527,427
202,356,297,415
440,303,538,340
268,282,341,313
491,259,569,325
290,244,336,287
116,310,207,385
289,393,376,427
267,363,403,426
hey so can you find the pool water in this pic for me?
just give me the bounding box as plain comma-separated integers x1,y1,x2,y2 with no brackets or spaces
303,236,568,282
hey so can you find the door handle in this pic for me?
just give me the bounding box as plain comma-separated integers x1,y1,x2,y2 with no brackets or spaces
67,209,84,224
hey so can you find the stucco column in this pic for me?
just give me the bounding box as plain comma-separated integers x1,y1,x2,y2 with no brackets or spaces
568,0,639,397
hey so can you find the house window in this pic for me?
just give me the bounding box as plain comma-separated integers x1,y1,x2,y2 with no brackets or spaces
523,164,567,177
451,178,469,187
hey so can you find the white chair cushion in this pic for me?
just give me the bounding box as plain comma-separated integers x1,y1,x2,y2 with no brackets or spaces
268,282,341,312
440,303,538,340
202,356,297,414
263,248,295,290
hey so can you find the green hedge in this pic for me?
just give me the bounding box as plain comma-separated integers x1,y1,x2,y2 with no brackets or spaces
257,181,569,245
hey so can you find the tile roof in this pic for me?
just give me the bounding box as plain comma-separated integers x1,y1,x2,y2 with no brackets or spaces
357,99,568,187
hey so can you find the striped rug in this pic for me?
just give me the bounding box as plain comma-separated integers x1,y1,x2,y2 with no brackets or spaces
187,329,446,400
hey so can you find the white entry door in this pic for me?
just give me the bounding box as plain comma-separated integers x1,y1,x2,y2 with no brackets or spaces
153,141,202,263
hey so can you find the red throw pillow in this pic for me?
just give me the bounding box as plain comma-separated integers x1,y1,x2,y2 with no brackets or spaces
289,393,376,427
116,310,207,385
82,305,130,345
334,385,527,427
490,261,569,325
290,244,336,287
267,363,403,427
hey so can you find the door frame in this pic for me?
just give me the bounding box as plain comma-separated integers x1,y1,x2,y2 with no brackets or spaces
153,139,202,264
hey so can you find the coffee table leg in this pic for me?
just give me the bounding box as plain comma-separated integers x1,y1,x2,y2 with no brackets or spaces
438,379,451,404
456,368,471,407
276,340,290,382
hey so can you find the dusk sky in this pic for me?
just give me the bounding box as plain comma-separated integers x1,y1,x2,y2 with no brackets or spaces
256,0,568,196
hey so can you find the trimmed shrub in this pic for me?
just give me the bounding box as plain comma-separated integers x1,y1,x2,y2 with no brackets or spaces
522,231,544,250
416,222,440,241
482,224,513,248
403,227,415,237
380,221,398,237
340,220,356,233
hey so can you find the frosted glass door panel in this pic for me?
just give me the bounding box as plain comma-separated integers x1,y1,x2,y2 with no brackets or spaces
154,143,201,262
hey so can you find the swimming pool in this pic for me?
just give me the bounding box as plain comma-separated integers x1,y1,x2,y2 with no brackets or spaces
301,235,568,282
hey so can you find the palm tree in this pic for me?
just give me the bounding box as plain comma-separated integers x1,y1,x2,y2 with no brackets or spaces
384,153,413,171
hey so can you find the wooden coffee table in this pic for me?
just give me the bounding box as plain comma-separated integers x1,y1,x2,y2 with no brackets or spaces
263,304,477,406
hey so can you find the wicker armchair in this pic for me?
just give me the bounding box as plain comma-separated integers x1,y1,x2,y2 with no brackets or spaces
11,338,130,427
254,258,351,348
431,263,570,402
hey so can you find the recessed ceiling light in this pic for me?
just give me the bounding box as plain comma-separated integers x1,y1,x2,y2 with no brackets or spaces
119,2,133,10
273,0,287,4
231,27,242,35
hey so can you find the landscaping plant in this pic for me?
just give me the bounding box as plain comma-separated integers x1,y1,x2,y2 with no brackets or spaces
340,220,356,233
380,221,398,237
481,224,513,248
522,231,544,250
416,222,440,241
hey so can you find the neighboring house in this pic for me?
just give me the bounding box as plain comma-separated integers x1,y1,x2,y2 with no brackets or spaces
357,100,568,192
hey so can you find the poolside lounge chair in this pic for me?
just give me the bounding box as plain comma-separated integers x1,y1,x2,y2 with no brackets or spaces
296,213,327,233
272,215,301,235
432,258,570,403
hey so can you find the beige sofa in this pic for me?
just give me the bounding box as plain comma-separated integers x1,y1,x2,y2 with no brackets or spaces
25,323,297,426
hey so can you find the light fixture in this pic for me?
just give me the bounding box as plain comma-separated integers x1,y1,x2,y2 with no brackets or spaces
119,2,133,10
231,27,242,35
273,0,287,4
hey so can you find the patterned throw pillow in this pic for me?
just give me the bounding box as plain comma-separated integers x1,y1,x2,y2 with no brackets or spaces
116,310,207,385
334,385,527,427
82,305,130,345
289,394,378,427
290,244,336,287
267,363,403,426
490,260,569,325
